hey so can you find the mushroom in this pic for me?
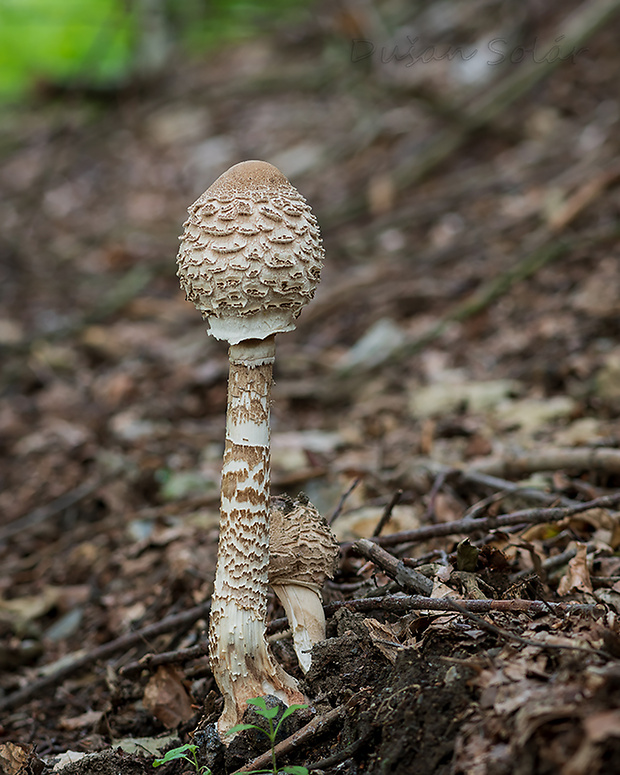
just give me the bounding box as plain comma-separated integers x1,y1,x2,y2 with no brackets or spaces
269,494,340,673
176,161,324,734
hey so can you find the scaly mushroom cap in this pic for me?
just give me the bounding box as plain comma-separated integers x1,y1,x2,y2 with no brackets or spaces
177,160,324,345
269,494,340,591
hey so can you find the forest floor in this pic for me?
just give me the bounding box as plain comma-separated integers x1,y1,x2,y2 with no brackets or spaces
2,1,620,773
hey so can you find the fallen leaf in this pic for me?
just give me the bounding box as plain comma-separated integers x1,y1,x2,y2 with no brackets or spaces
363,618,402,664
143,665,194,728
0,742,43,775
557,543,593,596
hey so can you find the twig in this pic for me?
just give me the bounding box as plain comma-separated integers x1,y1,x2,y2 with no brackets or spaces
354,538,434,596
265,593,598,636
235,702,346,772
422,471,451,523
119,642,209,678
324,595,599,617
369,493,620,549
383,238,568,366
0,601,212,713
329,477,361,525
372,489,403,536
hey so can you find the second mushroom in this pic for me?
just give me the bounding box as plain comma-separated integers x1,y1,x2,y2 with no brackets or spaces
176,160,325,733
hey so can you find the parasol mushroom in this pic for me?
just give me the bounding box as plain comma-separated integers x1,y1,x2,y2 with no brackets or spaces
269,494,340,673
176,160,323,734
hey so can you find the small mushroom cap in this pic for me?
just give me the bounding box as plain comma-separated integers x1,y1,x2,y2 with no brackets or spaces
177,160,324,345
269,494,340,590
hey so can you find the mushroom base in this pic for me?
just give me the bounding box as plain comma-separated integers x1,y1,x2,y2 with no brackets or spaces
209,605,305,734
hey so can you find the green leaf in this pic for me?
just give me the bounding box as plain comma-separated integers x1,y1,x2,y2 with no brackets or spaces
280,767,310,775
225,723,262,735
153,743,197,767
258,705,280,720
246,697,268,711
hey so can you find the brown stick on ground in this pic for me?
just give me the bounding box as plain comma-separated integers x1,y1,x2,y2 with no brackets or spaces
367,493,620,549
322,596,600,618
355,538,433,596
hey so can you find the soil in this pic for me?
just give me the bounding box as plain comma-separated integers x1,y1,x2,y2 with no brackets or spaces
2,2,620,774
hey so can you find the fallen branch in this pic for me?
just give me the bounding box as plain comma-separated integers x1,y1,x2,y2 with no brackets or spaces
368,492,620,549
323,595,600,618
0,601,212,713
119,642,209,678
354,538,433,596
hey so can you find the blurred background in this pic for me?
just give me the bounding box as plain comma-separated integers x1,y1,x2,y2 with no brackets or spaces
1,0,620,755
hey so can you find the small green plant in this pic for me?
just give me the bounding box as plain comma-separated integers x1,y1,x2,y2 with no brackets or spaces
153,742,211,773
227,697,309,775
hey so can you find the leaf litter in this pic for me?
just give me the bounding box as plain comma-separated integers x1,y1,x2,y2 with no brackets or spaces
2,1,620,773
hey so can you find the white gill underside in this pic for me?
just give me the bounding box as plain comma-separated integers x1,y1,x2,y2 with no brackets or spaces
209,337,303,734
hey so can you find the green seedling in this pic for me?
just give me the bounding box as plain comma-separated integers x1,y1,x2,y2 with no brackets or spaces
227,697,309,775
153,742,211,773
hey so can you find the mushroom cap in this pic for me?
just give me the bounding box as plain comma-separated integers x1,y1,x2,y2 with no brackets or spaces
177,160,324,345
269,494,340,590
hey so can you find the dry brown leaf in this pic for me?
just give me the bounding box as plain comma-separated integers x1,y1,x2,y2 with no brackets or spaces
0,742,43,775
143,665,194,728
557,543,593,596
363,618,402,664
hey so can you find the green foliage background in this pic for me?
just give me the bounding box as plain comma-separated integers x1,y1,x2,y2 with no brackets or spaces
0,0,311,102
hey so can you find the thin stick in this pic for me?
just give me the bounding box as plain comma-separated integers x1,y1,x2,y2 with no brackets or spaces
354,538,433,596
370,493,620,549
0,475,112,542
373,489,403,536
323,596,599,617
119,642,209,678
329,477,361,525
0,601,212,713
471,447,620,478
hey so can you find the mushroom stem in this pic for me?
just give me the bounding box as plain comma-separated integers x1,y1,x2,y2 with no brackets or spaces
271,582,326,674
209,335,303,733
